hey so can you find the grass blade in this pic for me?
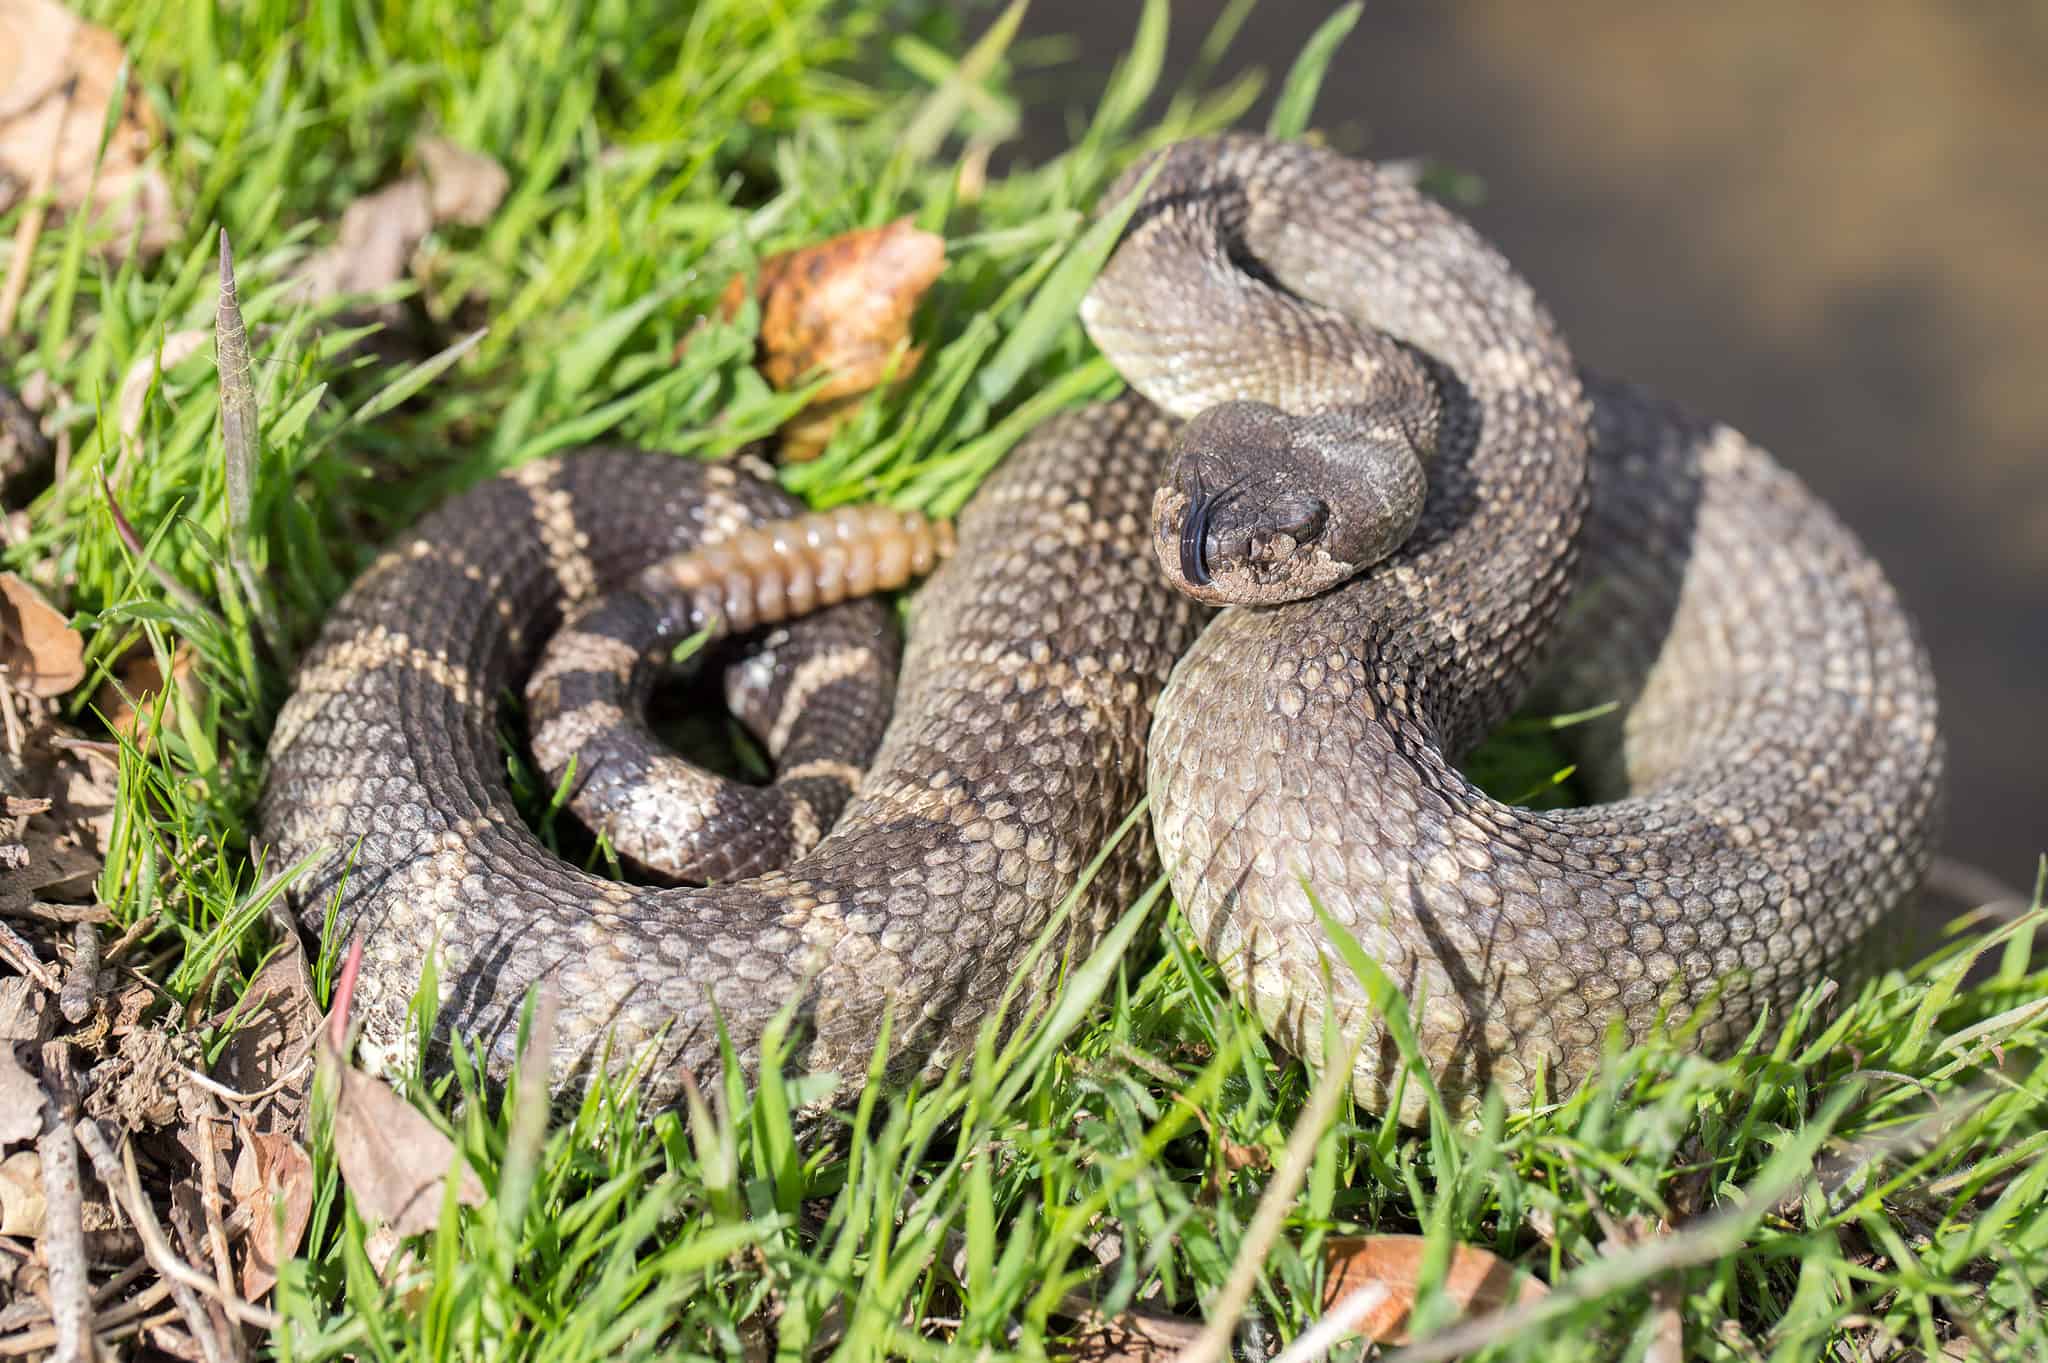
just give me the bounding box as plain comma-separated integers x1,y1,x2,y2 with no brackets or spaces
1266,2,1363,140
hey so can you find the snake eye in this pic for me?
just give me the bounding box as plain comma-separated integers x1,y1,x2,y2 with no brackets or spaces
1272,496,1328,546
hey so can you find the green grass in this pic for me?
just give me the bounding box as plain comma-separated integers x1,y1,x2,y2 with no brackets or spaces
7,0,2045,1359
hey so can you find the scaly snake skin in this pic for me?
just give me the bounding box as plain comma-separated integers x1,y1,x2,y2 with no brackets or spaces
260,134,1942,1115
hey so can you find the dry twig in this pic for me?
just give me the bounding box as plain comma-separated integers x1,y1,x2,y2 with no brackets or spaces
59,920,99,1024
0,919,58,991
35,1043,91,1363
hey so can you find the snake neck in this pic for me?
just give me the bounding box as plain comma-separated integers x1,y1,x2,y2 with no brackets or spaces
1086,133,1591,754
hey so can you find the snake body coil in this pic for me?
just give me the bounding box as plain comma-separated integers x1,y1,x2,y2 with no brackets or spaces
261,135,1942,1114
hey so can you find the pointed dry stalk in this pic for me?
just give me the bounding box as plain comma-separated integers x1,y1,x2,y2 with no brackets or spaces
214,230,285,659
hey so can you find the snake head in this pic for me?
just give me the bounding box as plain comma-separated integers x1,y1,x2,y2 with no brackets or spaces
1153,400,1427,606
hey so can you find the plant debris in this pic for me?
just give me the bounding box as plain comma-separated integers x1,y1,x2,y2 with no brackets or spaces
93,641,203,746
1318,1233,1549,1347
229,1129,312,1300
717,216,946,460
0,378,55,499
0,0,178,257
321,940,485,1240
0,571,83,700
291,133,510,302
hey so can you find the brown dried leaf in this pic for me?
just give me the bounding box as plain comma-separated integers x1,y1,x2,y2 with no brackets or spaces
0,1041,42,1148
324,1049,484,1237
1,818,99,910
42,731,117,863
231,1130,312,1299
292,176,434,302
0,974,49,1046
418,135,509,228
0,571,83,698
0,0,177,255
316,935,481,1238
0,1148,42,1235
93,642,204,746
718,217,945,460
212,915,320,1125
1320,1234,1548,1346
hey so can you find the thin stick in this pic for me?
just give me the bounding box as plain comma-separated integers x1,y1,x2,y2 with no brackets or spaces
103,912,159,964
1173,1045,1357,1363
69,1118,225,1363
75,1117,282,1347
88,1257,152,1307
59,919,101,1024
197,1098,242,1362
35,1043,92,1363
0,919,59,991
177,1063,308,1107
0,1285,173,1357
0,901,110,925
1268,1281,1391,1363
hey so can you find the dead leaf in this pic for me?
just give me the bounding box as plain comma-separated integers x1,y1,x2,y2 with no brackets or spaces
231,1130,313,1299
361,1221,410,1280
0,1041,42,1148
717,217,945,460
0,0,177,256
0,1148,43,1235
0,974,49,1046
292,135,508,304
0,818,100,921
212,913,320,1128
294,176,434,301
93,641,203,746
327,1057,484,1236
39,728,117,862
81,1024,181,1129
418,135,509,228
316,935,482,1237
0,572,83,697
1319,1234,1548,1346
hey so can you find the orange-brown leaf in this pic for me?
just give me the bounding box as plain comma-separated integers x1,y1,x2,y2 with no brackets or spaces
1320,1233,1547,1345
231,1131,313,1300
94,642,203,745
719,217,945,458
0,571,83,698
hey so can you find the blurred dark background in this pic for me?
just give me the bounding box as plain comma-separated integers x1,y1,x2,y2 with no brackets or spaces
1020,0,2047,897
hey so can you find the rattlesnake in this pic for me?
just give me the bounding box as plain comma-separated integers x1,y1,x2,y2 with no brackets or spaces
260,134,1943,1116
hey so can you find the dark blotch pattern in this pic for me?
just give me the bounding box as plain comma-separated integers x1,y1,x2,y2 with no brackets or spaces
263,135,1943,1122
261,412,1203,1102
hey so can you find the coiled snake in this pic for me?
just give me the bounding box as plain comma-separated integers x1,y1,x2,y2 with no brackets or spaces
260,135,1943,1118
